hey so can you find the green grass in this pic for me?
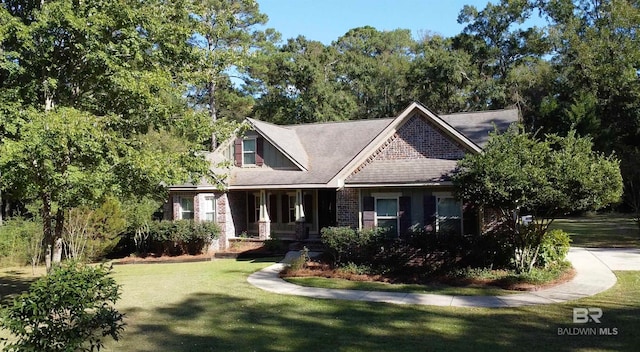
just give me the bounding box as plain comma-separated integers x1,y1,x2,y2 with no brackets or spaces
551,214,640,248
284,276,515,296
1,259,639,351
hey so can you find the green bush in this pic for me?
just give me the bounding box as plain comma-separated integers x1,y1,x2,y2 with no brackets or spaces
1,262,125,351
538,229,572,268
320,226,385,265
147,220,220,256
0,217,43,267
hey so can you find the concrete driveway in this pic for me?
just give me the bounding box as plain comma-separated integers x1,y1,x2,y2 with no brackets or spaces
585,247,640,270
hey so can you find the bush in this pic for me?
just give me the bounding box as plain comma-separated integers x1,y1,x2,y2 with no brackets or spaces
539,229,572,268
147,220,220,256
1,262,125,351
0,217,43,268
320,227,385,265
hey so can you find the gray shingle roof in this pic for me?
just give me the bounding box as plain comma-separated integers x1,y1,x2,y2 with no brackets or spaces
345,159,459,184
440,108,519,148
201,106,519,189
231,118,394,187
247,118,309,170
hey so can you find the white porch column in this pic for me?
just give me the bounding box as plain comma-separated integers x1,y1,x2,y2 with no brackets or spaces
258,190,270,240
295,189,305,221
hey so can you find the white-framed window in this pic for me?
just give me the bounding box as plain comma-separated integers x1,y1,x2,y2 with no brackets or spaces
288,193,296,223
373,193,400,236
253,192,260,222
203,195,216,222
242,138,256,165
435,193,462,234
179,197,194,220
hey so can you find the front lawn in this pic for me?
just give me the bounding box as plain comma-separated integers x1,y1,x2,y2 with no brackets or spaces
106,260,639,351
551,214,640,248
1,258,638,351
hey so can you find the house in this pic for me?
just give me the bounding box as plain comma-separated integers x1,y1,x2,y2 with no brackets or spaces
167,102,519,250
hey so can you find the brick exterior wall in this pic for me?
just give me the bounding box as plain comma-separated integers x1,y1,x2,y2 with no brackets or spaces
336,188,359,228
350,113,467,177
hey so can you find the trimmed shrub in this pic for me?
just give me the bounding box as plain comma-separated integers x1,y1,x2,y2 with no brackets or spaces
320,226,385,265
147,220,220,256
538,229,572,268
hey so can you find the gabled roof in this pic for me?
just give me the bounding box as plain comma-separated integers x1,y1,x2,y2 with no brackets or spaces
246,118,309,171
171,102,519,191
231,118,394,188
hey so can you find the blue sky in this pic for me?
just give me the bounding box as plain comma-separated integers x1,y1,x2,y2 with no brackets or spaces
257,0,502,44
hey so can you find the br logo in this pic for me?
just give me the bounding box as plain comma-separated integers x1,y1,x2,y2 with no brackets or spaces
573,308,602,324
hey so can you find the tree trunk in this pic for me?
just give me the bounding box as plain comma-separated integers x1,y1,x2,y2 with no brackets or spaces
52,208,65,264
42,194,53,272
209,79,217,151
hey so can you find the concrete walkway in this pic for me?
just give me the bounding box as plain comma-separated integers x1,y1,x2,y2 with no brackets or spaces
247,247,635,307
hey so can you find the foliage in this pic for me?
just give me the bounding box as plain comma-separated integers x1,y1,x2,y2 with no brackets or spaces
121,197,162,254
145,220,220,256
1,262,125,352
63,197,127,262
538,229,571,268
0,0,213,267
320,227,385,266
453,128,622,272
0,217,42,269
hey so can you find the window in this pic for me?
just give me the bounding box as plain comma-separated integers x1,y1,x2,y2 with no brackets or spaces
203,196,216,222
436,196,462,234
242,138,256,165
253,193,260,222
288,194,296,223
376,197,398,235
179,197,194,220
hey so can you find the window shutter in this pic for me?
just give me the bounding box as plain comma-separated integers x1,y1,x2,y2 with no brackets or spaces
399,196,411,235
281,194,289,223
303,193,313,223
256,137,264,166
247,193,256,223
234,138,243,167
423,195,436,232
269,194,278,223
362,196,375,230
462,203,479,236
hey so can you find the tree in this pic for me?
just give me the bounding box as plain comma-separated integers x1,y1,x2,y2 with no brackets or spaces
333,26,416,118
251,36,358,124
1,262,125,351
453,128,622,272
0,1,212,268
185,0,276,148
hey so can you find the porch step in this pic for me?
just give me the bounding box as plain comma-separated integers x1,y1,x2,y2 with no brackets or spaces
288,240,326,252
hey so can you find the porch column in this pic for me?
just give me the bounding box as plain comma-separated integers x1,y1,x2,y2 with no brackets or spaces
294,189,307,239
258,190,271,240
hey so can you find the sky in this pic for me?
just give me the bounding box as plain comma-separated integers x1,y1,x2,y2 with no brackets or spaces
257,0,501,44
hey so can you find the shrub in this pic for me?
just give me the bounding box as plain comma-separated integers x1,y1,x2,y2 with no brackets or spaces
320,227,385,265
147,220,220,256
538,229,572,268
263,238,286,253
1,262,125,351
0,217,43,269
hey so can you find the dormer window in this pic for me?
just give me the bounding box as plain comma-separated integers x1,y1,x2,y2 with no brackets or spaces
242,138,256,165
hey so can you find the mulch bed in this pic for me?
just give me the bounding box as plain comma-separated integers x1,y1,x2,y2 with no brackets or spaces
280,261,577,292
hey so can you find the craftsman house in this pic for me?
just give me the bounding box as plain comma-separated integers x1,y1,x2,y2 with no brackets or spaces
167,102,519,249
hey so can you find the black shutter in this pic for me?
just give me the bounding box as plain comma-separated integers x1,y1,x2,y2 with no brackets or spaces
269,194,278,223
234,138,243,167
303,193,313,223
463,203,479,236
399,196,412,235
362,196,375,230
248,193,256,223
256,137,264,166
281,194,289,223
423,195,436,232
